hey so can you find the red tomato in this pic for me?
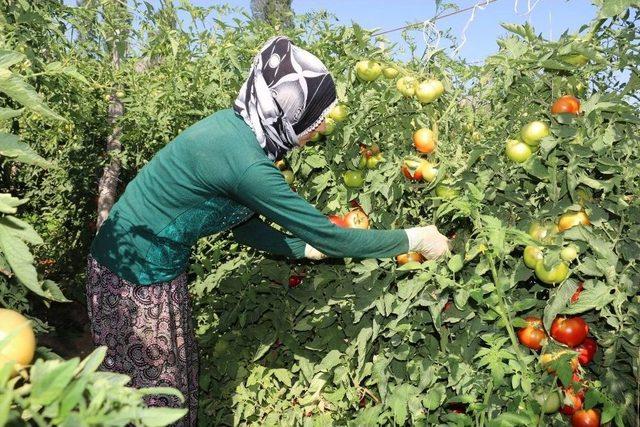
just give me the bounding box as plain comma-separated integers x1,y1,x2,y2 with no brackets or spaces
561,387,584,415
328,214,346,228
572,409,600,427
288,275,303,288
576,337,597,365
551,95,581,115
517,316,547,351
343,209,370,229
571,282,584,303
551,316,589,347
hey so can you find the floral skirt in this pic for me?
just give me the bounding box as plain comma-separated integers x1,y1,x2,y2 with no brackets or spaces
85,256,198,427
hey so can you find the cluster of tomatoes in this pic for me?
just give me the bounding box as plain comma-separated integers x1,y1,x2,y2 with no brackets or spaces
353,60,454,267
505,95,581,164
519,313,599,426
509,94,601,425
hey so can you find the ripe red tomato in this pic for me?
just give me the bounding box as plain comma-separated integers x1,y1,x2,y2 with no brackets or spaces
288,275,303,288
551,316,589,347
551,95,581,115
413,128,437,153
401,159,424,181
396,252,425,265
328,214,346,228
576,337,597,365
572,409,600,427
517,316,547,351
561,387,584,415
571,282,584,303
343,209,370,229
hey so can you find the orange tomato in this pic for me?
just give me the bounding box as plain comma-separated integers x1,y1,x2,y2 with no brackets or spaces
551,95,581,115
413,128,437,154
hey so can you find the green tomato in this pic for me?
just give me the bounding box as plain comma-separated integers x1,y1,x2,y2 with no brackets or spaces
505,139,533,163
355,60,382,82
320,117,336,136
358,155,367,170
310,132,322,142
534,259,569,285
560,245,578,262
396,76,417,97
535,389,562,414
523,246,544,269
281,170,294,185
415,79,443,104
329,104,348,122
562,54,589,67
366,154,381,169
382,66,399,79
343,170,365,188
521,121,549,146
528,222,558,243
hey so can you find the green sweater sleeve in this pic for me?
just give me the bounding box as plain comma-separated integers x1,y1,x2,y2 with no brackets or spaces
231,216,306,258
230,160,409,259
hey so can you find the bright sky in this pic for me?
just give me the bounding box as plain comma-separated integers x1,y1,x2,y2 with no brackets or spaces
201,0,599,63
63,0,600,63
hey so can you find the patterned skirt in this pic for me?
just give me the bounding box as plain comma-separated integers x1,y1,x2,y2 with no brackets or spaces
85,256,199,427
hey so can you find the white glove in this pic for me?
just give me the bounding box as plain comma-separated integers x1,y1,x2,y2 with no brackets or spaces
304,244,327,260
404,225,450,260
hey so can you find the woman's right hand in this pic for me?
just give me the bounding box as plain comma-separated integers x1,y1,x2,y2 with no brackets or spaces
404,225,451,260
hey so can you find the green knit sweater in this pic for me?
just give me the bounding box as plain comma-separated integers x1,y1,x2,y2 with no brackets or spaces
90,109,409,285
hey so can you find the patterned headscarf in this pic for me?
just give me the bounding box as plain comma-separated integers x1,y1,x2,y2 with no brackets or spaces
234,36,337,161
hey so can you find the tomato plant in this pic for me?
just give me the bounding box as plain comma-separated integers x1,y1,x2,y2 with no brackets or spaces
2,1,639,426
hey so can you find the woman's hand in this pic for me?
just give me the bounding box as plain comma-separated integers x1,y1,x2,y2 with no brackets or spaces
404,225,451,260
304,244,327,260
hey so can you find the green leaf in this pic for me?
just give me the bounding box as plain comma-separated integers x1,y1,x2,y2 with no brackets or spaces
0,193,26,214
0,107,24,120
0,72,65,121
0,50,25,69
596,0,640,17
0,225,43,296
447,254,463,273
30,358,80,406
422,382,446,410
137,407,189,427
0,132,50,168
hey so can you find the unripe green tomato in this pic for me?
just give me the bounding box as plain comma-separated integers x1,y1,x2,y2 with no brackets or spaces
523,246,543,269
505,139,533,163
366,154,381,169
560,245,578,262
521,121,549,146
358,155,367,170
535,389,562,414
343,170,365,188
396,76,417,97
310,132,322,142
116,90,125,98
329,104,348,122
281,170,294,185
534,260,569,285
321,117,336,136
382,66,399,79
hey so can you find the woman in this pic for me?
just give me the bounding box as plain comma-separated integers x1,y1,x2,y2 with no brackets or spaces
86,36,449,426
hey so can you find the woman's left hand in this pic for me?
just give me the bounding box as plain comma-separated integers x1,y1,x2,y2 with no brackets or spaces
304,244,327,260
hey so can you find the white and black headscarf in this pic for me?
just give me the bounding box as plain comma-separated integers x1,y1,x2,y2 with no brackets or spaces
234,36,337,161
